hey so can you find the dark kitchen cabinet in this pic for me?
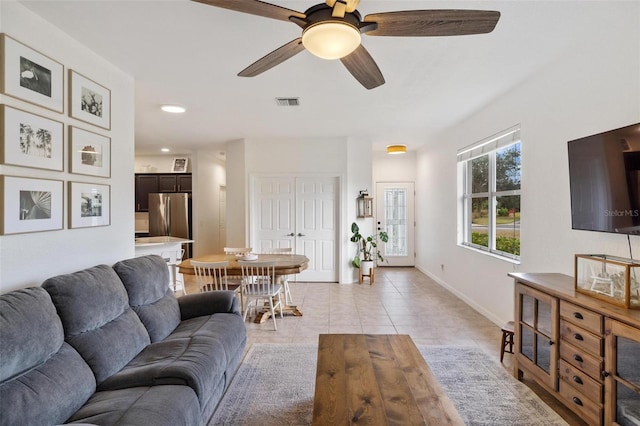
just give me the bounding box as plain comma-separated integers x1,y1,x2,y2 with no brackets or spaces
135,173,192,212
135,174,159,212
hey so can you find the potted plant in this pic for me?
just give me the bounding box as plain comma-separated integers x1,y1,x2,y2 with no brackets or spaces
350,222,389,275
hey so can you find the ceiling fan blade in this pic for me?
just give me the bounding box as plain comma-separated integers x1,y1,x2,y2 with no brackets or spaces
363,10,500,37
238,38,305,77
192,0,305,22
340,44,385,90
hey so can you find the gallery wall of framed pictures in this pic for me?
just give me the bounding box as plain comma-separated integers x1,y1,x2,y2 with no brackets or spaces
0,32,113,235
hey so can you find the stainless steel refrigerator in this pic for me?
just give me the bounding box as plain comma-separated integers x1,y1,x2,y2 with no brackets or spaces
148,193,192,257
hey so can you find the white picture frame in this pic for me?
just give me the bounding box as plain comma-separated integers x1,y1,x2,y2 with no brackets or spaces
69,126,111,178
69,181,111,229
0,175,64,235
0,33,64,113
69,70,111,130
0,105,64,171
171,157,188,173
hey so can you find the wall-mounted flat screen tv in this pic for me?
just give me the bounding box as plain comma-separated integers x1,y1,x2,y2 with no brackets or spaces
568,122,640,235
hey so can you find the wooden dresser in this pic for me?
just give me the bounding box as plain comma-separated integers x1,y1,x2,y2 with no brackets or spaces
509,273,640,425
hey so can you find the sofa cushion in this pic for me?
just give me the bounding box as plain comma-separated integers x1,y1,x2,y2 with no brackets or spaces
42,264,150,384
0,288,96,426
98,311,246,405
0,287,63,382
169,312,247,365
1,343,96,426
114,255,181,342
68,385,200,426
97,335,228,405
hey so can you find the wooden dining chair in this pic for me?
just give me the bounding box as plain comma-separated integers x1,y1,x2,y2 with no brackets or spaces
263,247,294,305
191,260,230,292
222,248,252,308
190,260,243,311
238,260,282,331
223,247,253,255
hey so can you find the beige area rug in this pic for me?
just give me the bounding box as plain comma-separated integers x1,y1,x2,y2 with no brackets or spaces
208,343,568,426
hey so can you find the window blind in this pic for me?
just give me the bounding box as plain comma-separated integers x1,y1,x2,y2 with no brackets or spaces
457,125,521,162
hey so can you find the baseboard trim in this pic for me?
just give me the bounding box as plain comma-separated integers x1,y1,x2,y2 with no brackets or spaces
415,265,504,327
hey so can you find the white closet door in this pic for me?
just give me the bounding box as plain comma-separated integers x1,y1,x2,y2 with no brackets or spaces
254,177,295,252
252,176,338,282
295,177,338,282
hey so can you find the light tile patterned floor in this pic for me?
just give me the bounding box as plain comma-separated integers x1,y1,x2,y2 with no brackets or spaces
183,266,585,425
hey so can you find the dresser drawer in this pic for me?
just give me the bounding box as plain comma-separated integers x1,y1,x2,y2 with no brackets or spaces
559,379,602,425
560,340,603,380
559,300,603,335
560,319,603,357
558,360,602,403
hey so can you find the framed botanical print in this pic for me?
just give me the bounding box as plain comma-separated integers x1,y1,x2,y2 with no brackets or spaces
69,70,111,130
0,105,64,171
69,126,111,177
0,34,64,113
69,181,110,228
0,175,64,235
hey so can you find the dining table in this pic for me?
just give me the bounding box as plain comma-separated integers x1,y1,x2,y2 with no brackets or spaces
179,253,309,323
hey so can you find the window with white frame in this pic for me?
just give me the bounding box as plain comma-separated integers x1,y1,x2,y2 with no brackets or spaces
458,126,521,260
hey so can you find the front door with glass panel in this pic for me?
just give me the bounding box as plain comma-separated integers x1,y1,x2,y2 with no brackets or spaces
375,182,415,267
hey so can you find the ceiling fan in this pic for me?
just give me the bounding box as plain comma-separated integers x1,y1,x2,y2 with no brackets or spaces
192,0,500,89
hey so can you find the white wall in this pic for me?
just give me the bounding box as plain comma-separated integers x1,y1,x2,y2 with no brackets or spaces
0,3,135,292
191,149,226,256
373,150,417,183
417,2,640,326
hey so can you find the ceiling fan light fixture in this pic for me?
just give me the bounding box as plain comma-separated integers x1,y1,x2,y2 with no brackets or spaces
386,144,407,155
302,21,361,60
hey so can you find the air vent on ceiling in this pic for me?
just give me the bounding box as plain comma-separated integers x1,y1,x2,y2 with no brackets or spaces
275,97,300,107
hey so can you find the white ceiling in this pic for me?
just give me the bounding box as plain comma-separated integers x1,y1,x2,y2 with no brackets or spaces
19,0,605,154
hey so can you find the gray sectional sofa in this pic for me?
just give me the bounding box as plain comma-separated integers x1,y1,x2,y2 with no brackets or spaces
0,255,247,425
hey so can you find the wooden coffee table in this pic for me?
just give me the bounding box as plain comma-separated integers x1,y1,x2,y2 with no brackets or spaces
312,334,464,425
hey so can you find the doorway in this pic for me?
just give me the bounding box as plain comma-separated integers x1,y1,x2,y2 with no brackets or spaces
376,182,415,267
252,175,339,281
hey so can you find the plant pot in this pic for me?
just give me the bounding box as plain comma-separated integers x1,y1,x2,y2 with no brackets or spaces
360,260,374,276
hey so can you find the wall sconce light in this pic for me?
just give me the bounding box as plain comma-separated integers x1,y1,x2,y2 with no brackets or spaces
356,190,373,218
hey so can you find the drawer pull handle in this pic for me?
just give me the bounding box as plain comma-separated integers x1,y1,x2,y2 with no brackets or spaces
573,333,584,341
572,397,583,406
573,354,584,363
572,375,583,385
573,312,584,320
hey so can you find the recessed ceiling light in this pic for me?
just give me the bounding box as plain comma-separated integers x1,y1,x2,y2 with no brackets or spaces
161,105,186,113
161,148,170,152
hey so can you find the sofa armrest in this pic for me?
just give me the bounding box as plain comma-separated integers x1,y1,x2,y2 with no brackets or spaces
178,291,240,320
